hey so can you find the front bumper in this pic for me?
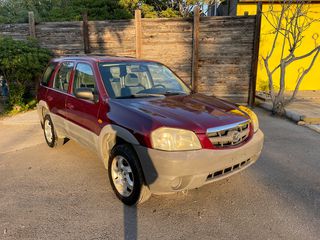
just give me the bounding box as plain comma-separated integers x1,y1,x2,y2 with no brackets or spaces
134,129,264,194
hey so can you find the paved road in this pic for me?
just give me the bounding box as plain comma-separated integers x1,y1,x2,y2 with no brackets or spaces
0,109,319,240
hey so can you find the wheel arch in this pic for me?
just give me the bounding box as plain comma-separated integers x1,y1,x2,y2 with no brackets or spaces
98,124,140,170
37,100,50,126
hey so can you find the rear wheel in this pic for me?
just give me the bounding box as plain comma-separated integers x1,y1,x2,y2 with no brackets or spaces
108,144,151,205
43,115,64,148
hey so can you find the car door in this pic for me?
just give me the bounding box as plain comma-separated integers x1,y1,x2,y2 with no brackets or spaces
65,62,101,149
45,61,74,134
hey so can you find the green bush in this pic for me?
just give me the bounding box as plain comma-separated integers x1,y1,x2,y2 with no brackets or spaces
159,8,180,18
0,37,52,112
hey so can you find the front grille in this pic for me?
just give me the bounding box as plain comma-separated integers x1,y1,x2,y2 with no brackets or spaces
206,158,251,181
206,120,250,148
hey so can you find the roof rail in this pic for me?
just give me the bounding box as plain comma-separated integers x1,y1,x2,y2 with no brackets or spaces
59,53,136,59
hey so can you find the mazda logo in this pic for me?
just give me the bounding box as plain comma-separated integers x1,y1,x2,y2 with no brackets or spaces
231,131,241,142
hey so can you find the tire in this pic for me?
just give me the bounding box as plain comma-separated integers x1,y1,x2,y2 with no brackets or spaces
43,114,64,148
108,144,151,205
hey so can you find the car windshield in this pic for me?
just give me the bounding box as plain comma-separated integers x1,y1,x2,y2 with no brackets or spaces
99,61,191,98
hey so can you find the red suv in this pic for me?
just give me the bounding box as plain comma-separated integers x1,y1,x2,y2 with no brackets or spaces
37,56,264,205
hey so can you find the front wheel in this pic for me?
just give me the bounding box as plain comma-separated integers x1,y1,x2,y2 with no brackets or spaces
108,144,151,205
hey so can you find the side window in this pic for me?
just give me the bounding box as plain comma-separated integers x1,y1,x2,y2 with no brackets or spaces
73,63,96,93
42,63,57,86
53,62,74,92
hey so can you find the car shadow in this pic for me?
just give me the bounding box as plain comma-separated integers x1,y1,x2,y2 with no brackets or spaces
104,128,158,240
123,204,138,240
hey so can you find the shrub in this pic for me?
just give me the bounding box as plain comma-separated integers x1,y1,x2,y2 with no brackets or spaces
0,37,52,111
159,8,180,18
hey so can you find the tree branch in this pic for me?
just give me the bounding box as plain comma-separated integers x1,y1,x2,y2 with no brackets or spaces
288,45,320,64
263,57,275,101
287,49,320,104
263,3,288,59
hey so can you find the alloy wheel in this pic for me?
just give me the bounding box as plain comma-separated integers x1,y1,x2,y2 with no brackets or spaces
111,155,134,197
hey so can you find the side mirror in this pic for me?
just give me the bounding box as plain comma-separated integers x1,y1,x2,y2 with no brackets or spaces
74,87,95,101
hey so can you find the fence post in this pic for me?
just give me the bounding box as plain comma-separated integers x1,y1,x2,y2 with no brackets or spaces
135,10,142,59
248,2,262,107
28,11,36,38
82,12,90,54
191,6,200,92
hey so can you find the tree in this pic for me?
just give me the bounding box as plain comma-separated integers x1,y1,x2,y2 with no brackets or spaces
0,0,133,23
0,0,30,23
0,37,52,108
143,0,209,17
261,0,320,115
0,0,215,23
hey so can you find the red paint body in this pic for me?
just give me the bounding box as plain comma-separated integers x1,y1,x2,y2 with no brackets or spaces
37,56,251,150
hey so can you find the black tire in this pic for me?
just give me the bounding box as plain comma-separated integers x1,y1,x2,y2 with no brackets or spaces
108,144,151,206
43,114,64,148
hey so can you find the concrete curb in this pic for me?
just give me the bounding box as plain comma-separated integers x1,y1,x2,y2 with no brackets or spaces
306,125,320,134
259,102,303,122
258,102,320,134
258,102,320,123
285,109,303,122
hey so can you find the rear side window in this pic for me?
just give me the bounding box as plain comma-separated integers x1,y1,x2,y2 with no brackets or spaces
41,63,57,86
53,62,74,92
73,63,96,93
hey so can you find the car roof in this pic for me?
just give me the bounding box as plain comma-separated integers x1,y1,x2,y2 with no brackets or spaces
51,55,155,63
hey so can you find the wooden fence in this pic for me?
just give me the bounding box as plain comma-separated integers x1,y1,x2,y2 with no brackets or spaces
0,7,261,104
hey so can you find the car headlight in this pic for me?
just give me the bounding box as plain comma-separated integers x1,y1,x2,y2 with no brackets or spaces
151,127,202,151
239,106,259,133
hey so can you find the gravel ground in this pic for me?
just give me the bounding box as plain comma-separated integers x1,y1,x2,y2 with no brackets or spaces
0,108,319,240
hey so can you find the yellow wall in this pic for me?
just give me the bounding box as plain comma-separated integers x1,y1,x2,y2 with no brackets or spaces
237,3,320,91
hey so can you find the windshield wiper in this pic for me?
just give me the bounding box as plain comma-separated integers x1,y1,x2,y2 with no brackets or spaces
115,91,188,99
163,91,187,96
115,93,164,99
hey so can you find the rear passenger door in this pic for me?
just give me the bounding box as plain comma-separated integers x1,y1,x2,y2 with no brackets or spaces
46,61,74,129
65,62,101,148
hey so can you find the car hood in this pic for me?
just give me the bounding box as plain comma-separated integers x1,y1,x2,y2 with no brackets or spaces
109,93,250,134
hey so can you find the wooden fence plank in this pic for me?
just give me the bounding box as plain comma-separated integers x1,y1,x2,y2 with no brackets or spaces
82,12,90,54
192,6,200,92
248,2,262,106
28,12,36,38
135,10,142,59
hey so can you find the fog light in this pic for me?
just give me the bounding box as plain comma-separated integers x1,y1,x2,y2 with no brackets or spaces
171,177,182,190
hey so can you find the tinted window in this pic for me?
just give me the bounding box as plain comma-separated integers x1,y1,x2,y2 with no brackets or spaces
73,63,96,94
54,62,74,92
42,63,57,86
